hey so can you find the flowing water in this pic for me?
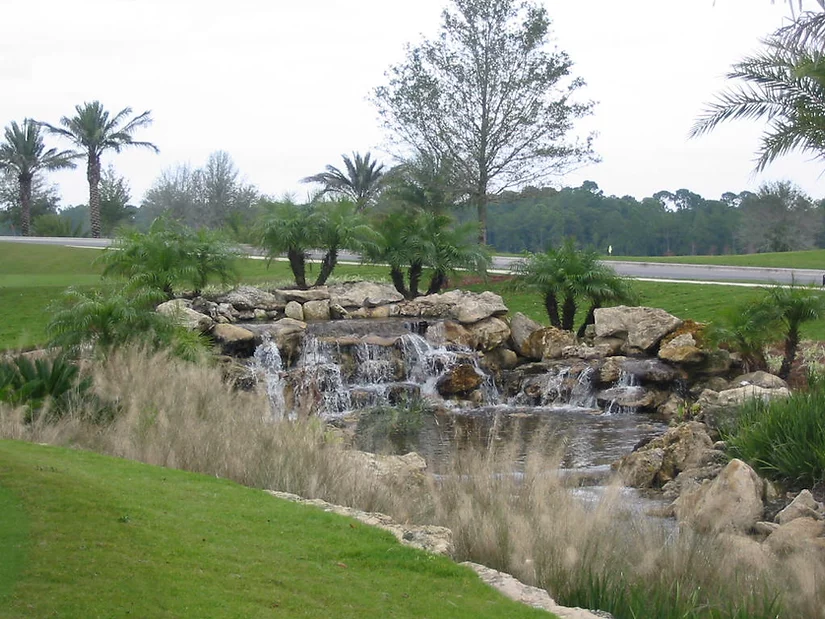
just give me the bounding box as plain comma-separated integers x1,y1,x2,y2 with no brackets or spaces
252,318,670,510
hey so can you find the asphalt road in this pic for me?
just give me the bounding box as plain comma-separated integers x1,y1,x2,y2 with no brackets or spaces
1,235,822,286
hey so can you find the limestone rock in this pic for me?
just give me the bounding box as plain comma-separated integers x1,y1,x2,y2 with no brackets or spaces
467,316,511,352
525,327,576,360
216,285,286,311
436,364,484,397
328,281,403,308
765,517,825,555
483,347,519,371
509,312,542,357
695,349,732,376
280,287,330,303
329,303,349,320
394,290,507,324
675,459,764,533
156,299,214,332
453,290,508,324
302,299,331,321
349,305,391,319
256,318,307,363
346,451,428,487
621,358,684,384
731,371,788,390
775,490,824,525
615,447,665,487
598,356,626,384
658,333,705,364
424,320,474,349
284,301,304,321
212,323,256,356
461,562,608,619
594,306,682,353
717,385,791,408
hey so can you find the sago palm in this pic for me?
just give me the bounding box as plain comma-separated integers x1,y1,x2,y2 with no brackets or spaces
691,35,825,171
310,199,375,287
0,120,78,236
40,101,158,238
762,282,825,379
302,152,385,212
257,200,317,289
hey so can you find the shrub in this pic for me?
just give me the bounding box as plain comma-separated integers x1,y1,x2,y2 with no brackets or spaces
722,383,825,486
0,354,91,421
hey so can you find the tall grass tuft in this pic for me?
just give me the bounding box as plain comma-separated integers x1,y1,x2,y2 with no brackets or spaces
722,379,825,486
2,348,823,618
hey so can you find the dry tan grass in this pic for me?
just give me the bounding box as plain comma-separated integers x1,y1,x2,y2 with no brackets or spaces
2,347,824,618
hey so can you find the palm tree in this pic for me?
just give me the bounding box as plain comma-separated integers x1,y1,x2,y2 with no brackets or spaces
0,120,78,236
690,35,825,171
302,152,385,212
762,283,825,379
705,302,775,373
310,199,375,287
40,101,158,238
420,212,490,295
257,200,317,289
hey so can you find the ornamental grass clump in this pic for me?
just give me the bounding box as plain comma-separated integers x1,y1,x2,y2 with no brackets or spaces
722,380,825,486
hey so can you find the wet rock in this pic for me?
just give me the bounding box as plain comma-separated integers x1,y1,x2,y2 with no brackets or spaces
303,299,331,321
255,318,307,364
598,356,626,384
424,320,474,349
621,358,684,384
284,301,304,321
675,459,764,533
156,299,214,332
596,386,666,412
329,303,349,320
775,490,824,525
615,447,665,487
467,316,510,352
280,287,330,303
329,281,404,308
436,364,484,396
730,371,788,390
483,347,519,372
509,312,542,357
525,327,576,360
212,323,257,356
216,285,286,311
765,517,825,556
594,306,682,353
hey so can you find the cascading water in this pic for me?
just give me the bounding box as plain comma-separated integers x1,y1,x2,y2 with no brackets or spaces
604,370,644,415
252,335,288,420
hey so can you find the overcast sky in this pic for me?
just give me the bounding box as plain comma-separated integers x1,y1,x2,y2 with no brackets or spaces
2,0,823,207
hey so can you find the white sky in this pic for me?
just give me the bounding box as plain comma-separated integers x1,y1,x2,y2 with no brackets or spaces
2,0,823,206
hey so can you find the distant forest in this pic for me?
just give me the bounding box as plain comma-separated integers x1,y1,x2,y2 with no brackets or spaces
480,180,824,256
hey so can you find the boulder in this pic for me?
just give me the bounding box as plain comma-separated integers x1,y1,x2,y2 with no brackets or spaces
694,349,732,376
211,323,256,356
394,290,507,324
216,285,286,311
483,347,519,372
596,385,666,412
436,364,484,397
328,281,404,308
615,447,665,487
156,299,214,332
329,303,349,320
349,305,392,319
509,312,542,357
775,490,824,525
424,321,474,349
658,333,705,364
765,517,825,555
280,287,330,303
467,317,511,352
257,318,307,363
525,327,577,360
345,451,428,488
731,371,788,391
302,299,331,321
675,459,764,533
284,301,304,321
621,358,684,384
594,306,682,353
717,385,791,408
453,290,508,324
598,356,626,384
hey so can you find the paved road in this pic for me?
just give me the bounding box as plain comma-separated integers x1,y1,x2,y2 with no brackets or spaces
2,235,822,286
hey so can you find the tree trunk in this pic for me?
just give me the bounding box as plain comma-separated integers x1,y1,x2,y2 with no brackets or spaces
544,291,561,328
561,294,577,332
390,267,409,299
577,302,601,338
426,271,448,296
408,261,423,299
287,248,308,289
315,249,337,287
18,173,32,236
476,193,488,245
88,155,102,238
779,324,800,380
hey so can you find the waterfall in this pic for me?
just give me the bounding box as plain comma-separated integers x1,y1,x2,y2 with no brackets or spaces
252,336,287,420
569,366,597,408
604,370,643,415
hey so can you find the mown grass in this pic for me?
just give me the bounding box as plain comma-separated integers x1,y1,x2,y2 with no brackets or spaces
606,248,825,270
0,439,547,619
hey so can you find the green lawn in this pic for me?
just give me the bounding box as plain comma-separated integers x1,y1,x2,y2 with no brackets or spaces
605,249,825,270
0,440,547,618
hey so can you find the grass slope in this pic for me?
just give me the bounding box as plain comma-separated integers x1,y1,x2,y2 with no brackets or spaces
606,249,825,270
0,440,547,618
